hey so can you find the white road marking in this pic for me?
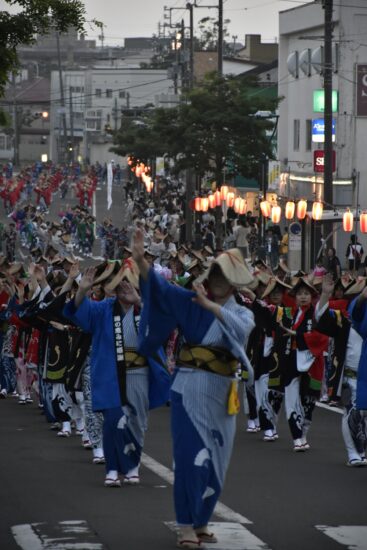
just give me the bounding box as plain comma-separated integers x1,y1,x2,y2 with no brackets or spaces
316,525,367,549
11,521,104,550
141,452,252,524
165,522,270,550
316,402,343,415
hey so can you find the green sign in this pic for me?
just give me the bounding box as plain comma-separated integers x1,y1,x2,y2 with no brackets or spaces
313,90,338,113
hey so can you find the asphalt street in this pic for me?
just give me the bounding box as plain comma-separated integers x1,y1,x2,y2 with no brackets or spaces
1,392,367,550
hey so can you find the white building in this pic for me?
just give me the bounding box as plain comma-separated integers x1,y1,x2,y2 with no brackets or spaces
278,0,367,267
50,68,176,164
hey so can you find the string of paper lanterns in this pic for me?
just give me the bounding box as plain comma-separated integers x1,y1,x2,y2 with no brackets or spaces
193,185,247,215
259,196,367,234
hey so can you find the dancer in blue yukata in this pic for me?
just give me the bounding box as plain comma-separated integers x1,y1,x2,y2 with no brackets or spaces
350,284,367,435
64,259,170,487
132,229,255,549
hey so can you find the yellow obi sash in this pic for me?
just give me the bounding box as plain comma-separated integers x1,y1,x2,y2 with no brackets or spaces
124,349,147,369
178,345,238,377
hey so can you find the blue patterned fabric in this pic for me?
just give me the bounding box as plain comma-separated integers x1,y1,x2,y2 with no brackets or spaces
63,297,170,411
350,298,367,410
139,267,255,526
0,355,16,393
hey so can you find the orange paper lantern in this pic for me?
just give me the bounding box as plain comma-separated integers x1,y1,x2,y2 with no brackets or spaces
214,190,222,207
234,197,241,213
297,199,307,220
239,198,247,215
208,194,216,209
343,209,353,232
201,197,209,212
312,201,323,221
220,185,229,201
226,192,235,208
360,211,367,233
271,205,281,224
260,200,271,218
194,197,202,212
285,201,295,220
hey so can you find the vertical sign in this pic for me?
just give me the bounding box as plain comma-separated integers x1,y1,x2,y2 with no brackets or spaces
356,64,367,116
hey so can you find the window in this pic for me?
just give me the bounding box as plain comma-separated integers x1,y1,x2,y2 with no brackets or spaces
106,89,113,98
106,113,111,123
0,135,6,149
86,120,96,129
305,119,312,151
293,119,300,151
95,89,102,98
119,91,126,99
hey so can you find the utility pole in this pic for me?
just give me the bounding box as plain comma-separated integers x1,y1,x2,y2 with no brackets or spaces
218,0,223,75
69,86,74,163
323,0,333,232
56,31,68,163
187,2,194,88
126,92,130,109
12,72,19,167
113,97,118,131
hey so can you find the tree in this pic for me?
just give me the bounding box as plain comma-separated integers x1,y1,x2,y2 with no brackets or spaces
112,72,279,184
0,0,86,97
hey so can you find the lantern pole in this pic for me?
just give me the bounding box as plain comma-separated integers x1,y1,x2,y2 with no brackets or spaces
353,169,360,272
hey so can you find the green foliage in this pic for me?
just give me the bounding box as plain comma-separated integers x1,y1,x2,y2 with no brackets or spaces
112,73,279,182
0,0,86,96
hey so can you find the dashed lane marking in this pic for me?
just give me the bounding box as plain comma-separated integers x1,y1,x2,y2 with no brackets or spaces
316,525,367,550
316,402,343,415
11,520,104,550
165,522,270,550
141,452,252,525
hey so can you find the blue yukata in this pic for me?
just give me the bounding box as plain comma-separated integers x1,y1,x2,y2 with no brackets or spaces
64,296,170,476
350,297,367,410
139,269,255,528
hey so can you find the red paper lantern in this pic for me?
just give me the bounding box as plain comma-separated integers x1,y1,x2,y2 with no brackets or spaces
297,199,307,220
220,185,229,201
285,201,295,220
312,201,323,221
226,192,235,208
271,205,281,224
194,197,202,212
343,209,354,232
201,197,209,212
360,211,367,233
208,194,216,209
260,200,271,218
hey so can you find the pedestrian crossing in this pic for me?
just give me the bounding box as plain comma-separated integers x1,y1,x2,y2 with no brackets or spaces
11,521,367,549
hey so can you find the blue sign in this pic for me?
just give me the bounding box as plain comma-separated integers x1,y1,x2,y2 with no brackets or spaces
312,118,336,143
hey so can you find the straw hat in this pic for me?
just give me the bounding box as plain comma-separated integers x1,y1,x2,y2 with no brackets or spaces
345,277,367,296
191,250,205,263
94,261,121,284
254,271,272,287
262,277,292,299
8,262,26,277
197,248,254,288
104,258,140,291
288,276,319,297
203,245,214,255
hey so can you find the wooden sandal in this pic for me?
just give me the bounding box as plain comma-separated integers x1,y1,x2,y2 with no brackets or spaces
176,538,201,549
196,531,218,543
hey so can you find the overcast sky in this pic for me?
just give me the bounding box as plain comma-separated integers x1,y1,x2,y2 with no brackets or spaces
81,0,310,46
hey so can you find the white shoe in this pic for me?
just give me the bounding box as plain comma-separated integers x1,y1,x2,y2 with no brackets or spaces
0,389,7,399
293,438,306,452
346,458,367,467
123,476,140,485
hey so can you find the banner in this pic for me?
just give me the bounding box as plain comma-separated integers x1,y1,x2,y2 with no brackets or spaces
107,162,113,210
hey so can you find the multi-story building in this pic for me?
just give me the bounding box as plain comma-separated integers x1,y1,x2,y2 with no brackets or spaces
50,67,176,164
278,0,367,267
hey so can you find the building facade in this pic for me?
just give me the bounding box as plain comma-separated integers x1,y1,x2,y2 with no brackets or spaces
278,0,367,267
50,67,176,164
